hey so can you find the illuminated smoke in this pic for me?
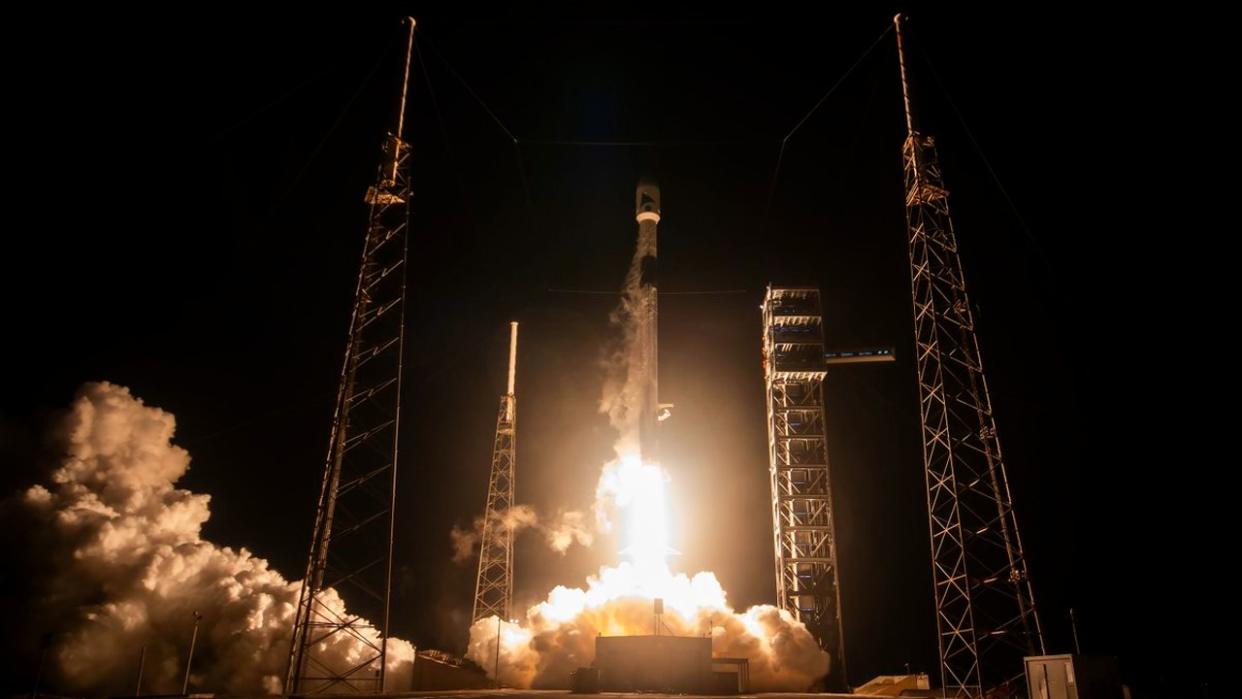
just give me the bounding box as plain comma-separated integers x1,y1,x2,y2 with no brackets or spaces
598,202,657,460
463,216,830,690
466,566,828,690
5,382,414,694
451,505,593,563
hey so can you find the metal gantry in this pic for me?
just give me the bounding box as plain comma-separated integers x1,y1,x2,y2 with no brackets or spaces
472,323,519,623
760,286,847,692
285,18,416,695
894,15,1044,698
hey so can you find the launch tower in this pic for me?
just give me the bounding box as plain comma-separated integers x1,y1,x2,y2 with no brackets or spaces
894,15,1045,697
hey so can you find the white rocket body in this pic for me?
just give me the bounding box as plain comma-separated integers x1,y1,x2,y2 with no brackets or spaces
635,181,661,465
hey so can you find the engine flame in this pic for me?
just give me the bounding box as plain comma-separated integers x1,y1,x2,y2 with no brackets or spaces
465,389,829,690
601,453,674,576
466,522,829,690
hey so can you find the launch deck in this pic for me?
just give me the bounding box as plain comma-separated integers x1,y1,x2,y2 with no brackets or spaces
281,691,860,699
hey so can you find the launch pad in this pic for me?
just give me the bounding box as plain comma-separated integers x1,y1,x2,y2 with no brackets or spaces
593,635,750,694
272,691,855,699
595,635,709,693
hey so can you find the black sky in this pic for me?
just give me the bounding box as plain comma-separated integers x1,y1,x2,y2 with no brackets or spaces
1,6,1223,698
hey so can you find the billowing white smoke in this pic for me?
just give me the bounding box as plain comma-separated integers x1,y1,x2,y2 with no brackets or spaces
6,382,413,694
466,565,828,691
463,211,830,690
451,505,593,563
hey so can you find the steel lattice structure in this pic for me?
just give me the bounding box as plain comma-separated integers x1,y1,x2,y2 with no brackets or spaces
894,15,1044,698
760,286,848,692
285,19,415,695
472,323,519,623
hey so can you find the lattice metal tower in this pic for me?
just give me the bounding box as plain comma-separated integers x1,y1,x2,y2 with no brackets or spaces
760,286,847,692
285,18,416,694
894,15,1044,698
472,322,519,623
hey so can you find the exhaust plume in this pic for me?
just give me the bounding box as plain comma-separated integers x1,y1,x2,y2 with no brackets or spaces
467,565,828,690
4,382,414,694
451,505,593,563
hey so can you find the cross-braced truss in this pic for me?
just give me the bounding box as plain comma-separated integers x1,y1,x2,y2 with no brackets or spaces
761,286,848,692
285,132,411,694
896,14,1044,698
472,389,516,623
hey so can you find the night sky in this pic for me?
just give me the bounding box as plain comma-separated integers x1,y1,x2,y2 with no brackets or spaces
1,6,1220,698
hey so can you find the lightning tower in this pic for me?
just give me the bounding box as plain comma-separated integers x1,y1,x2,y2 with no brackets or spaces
285,18,416,694
472,322,520,623
894,14,1044,697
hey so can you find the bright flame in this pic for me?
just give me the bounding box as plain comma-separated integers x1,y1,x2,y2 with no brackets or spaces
466,449,829,691
599,453,674,577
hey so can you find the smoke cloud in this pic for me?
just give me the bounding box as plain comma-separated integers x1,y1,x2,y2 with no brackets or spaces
451,505,593,563
598,199,657,461
466,565,829,690
4,382,414,694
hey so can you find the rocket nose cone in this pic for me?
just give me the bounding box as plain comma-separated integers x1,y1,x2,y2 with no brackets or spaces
636,179,661,220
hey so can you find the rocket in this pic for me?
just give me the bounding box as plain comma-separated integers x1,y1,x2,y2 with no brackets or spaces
634,179,664,465
621,179,679,565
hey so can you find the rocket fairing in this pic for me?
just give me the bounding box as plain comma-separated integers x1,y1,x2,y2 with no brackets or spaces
635,180,661,466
